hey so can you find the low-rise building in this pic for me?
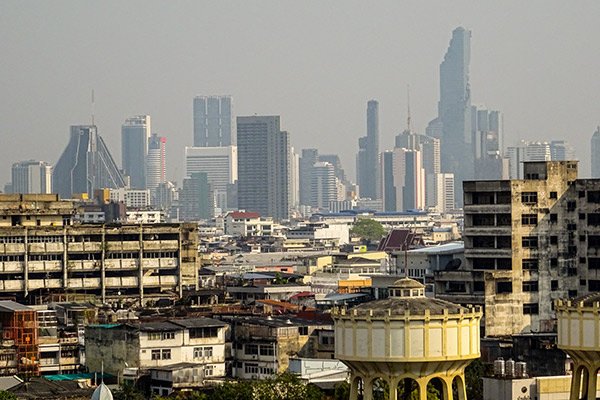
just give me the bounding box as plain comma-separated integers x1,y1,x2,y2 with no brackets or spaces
85,318,228,384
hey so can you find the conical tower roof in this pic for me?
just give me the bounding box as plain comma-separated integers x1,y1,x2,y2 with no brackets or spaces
91,382,113,400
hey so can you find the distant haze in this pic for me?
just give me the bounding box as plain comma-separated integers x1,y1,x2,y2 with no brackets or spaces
1,1,599,187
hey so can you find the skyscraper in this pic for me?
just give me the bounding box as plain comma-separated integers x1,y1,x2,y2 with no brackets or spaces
299,149,319,207
10,160,52,194
185,146,238,214
180,172,212,221
592,127,600,177
473,107,508,180
193,96,233,147
310,161,336,210
506,141,552,179
146,133,166,194
550,140,576,161
237,116,289,220
380,151,396,212
392,147,426,211
53,125,126,199
438,27,472,201
121,115,151,189
356,100,380,199
434,173,455,212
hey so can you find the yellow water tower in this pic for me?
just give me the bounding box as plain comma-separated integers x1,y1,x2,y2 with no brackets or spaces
332,278,482,400
556,294,600,400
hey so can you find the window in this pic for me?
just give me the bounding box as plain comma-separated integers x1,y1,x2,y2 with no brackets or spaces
523,303,539,315
496,281,512,294
522,281,539,292
497,214,512,226
244,344,258,355
151,350,161,360
259,345,275,356
568,290,578,298
203,347,213,357
589,258,600,270
550,236,558,245
162,332,175,340
472,214,495,226
589,280,600,291
549,191,557,199
579,190,586,198
550,214,558,223
567,201,576,211
551,280,559,291
497,258,512,270
522,259,538,270
521,192,538,204
190,327,219,339
521,214,538,225
579,213,586,221
522,236,538,248
298,326,309,335
567,223,577,231
550,258,558,267
588,191,600,203
204,365,214,376
161,349,171,360
244,363,259,374
194,347,202,359
474,281,485,292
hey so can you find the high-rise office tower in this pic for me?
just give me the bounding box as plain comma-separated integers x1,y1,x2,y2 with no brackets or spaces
438,27,472,202
592,127,600,177
392,148,425,211
550,140,576,161
318,154,347,184
506,141,552,179
121,115,151,189
395,130,440,209
289,147,300,211
310,161,336,210
10,160,52,194
146,133,166,194
473,107,508,180
193,96,233,147
180,172,212,221
185,146,237,214
53,125,126,199
299,149,319,207
380,151,396,212
356,100,380,199
237,116,289,220
434,173,455,212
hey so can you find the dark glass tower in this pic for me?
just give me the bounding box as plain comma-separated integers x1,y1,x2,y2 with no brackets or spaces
356,100,380,199
438,27,472,203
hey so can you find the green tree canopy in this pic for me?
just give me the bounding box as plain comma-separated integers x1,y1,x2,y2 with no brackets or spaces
350,218,386,242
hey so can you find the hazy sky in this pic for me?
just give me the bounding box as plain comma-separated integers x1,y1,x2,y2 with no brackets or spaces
1,1,599,187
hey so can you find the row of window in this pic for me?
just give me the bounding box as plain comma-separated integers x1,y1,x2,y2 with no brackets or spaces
151,349,171,360
193,347,213,359
244,344,275,356
147,332,175,341
244,363,275,375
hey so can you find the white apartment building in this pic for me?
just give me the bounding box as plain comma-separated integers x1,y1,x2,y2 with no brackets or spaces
85,318,228,384
109,188,151,208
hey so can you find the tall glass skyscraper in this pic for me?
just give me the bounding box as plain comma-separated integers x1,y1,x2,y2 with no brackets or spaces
592,127,600,178
237,115,289,220
356,100,380,200
438,27,472,201
193,96,233,147
121,115,151,189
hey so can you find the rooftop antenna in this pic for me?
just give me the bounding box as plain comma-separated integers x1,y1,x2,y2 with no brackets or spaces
406,84,412,133
91,89,95,126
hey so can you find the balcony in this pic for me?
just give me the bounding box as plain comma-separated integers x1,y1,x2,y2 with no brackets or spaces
104,259,139,270
143,275,177,287
0,261,24,273
105,276,139,288
143,240,179,251
29,260,62,272
28,279,62,290
2,243,25,254
67,260,100,271
0,280,25,291
68,242,102,252
464,248,512,257
67,277,101,289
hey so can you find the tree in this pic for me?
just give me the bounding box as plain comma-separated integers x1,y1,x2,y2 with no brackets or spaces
350,218,386,242
112,384,145,400
0,391,17,400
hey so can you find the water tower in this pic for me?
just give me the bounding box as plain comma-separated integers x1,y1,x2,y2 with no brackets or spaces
332,278,482,400
556,294,600,400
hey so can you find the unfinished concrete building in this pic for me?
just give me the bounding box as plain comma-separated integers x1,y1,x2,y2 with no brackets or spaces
0,194,198,304
437,161,600,337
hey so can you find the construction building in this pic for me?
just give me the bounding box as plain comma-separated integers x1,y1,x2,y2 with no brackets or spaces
0,194,198,304
437,161,600,338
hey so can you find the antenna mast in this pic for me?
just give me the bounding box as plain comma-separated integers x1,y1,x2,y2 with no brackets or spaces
91,89,95,126
406,84,411,132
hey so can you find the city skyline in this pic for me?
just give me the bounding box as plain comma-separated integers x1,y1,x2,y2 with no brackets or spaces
1,2,599,188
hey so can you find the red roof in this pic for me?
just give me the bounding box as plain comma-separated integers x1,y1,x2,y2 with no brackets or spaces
227,211,261,219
